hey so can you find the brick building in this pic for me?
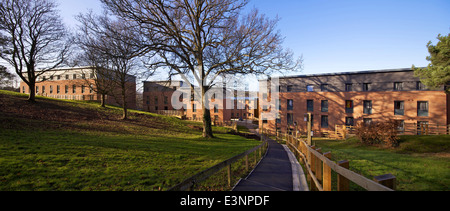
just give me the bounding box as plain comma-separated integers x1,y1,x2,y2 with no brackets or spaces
19,67,137,109
259,68,449,136
143,80,258,123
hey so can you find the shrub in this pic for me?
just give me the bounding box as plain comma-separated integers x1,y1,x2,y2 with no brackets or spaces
354,120,400,148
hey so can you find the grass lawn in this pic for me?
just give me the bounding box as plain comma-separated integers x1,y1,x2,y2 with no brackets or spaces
313,135,450,191
0,90,261,191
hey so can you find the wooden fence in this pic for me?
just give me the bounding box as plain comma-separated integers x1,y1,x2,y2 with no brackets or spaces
168,139,268,191
331,123,450,139
282,134,395,191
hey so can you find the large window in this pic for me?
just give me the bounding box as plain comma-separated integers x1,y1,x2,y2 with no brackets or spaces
363,83,371,91
307,100,314,112
287,99,293,111
394,82,403,91
345,100,353,113
394,101,404,116
321,115,329,128
363,100,372,114
416,81,426,90
287,113,294,125
321,84,329,92
345,117,354,126
345,83,353,92
321,100,328,112
417,101,429,117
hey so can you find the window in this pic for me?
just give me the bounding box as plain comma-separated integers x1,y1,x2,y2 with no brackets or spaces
214,105,218,113
50,85,53,94
287,113,294,125
65,85,69,94
394,101,404,116
154,96,158,105
416,81,426,90
164,96,168,104
396,120,405,131
321,100,328,112
82,73,86,79
345,100,353,113
155,106,158,111
363,83,370,91
164,106,168,110
73,74,77,79
417,101,428,117
345,117,354,126
73,85,76,93
287,99,293,111
42,86,45,93
192,104,197,112
363,100,372,114
287,85,293,92
345,83,353,91
321,115,329,128
394,82,403,91
307,85,314,92
81,85,85,94
65,75,69,80
57,85,60,94
321,84,329,92
57,75,60,80
307,100,314,112
36,86,39,94
363,118,373,125
277,99,281,110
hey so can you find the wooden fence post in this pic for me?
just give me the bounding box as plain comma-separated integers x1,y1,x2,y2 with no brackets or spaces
374,174,396,190
337,160,350,191
323,152,332,191
227,164,232,187
316,148,323,184
245,155,249,172
310,146,317,191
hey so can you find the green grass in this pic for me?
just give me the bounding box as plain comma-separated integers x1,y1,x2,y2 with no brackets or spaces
313,136,450,191
0,90,261,191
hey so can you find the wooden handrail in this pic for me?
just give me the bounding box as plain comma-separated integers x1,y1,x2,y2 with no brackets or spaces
286,134,394,191
168,140,268,191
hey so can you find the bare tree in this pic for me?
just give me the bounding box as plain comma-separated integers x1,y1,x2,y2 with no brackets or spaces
0,0,72,102
76,11,148,119
102,0,302,137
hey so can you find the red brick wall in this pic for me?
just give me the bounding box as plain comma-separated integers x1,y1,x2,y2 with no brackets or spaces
260,90,448,135
20,79,136,109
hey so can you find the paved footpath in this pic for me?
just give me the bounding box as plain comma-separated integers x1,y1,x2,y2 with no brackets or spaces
232,124,308,191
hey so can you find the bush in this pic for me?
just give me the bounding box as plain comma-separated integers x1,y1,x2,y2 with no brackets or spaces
354,120,400,148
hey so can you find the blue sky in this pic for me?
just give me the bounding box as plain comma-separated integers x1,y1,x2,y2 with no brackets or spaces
58,0,450,76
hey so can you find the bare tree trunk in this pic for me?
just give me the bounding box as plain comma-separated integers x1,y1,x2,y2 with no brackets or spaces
122,84,128,120
27,81,36,102
202,86,213,138
100,94,106,107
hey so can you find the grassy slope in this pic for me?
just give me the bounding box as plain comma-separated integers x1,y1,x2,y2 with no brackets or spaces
314,136,450,191
0,90,260,191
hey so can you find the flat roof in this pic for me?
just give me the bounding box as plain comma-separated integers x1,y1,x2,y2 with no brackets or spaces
276,68,416,79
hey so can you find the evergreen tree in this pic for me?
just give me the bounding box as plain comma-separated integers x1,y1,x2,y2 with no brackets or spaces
413,33,450,93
